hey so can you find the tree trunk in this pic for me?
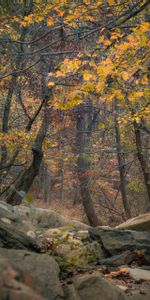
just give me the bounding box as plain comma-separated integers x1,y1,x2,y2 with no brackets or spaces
1,1,33,166
60,159,65,204
114,102,131,219
6,58,51,205
76,108,101,227
125,95,150,209
5,118,47,205
134,121,150,205
77,155,102,226
6,148,43,205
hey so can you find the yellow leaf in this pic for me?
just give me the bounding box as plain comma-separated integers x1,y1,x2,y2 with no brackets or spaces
135,91,144,98
66,15,75,21
140,22,149,33
141,35,147,46
36,16,43,22
25,194,33,202
48,81,55,87
58,11,65,17
98,35,105,43
99,123,105,129
129,91,144,102
141,75,148,85
83,71,95,81
121,71,130,81
48,72,54,76
55,71,62,77
104,40,111,47
108,0,116,4
89,61,97,68
63,58,69,65
47,18,54,26
88,15,94,21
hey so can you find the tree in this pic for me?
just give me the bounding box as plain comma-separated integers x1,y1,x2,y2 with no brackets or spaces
0,0,150,224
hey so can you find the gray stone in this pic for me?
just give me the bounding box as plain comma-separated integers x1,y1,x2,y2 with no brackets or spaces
74,272,127,300
98,250,133,266
116,285,128,292
34,208,90,230
63,284,81,300
0,258,45,300
128,289,150,300
0,202,19,222
0,202,89,231
89,227,150,256
0,219,41,252
0,248,64,300
116,213,150,231
125,267,150,281
0,217,12,224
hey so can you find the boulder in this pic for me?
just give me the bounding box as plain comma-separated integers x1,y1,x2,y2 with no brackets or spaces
1,202,150,300
36,209,89,230
98,250,133,266
116,213,150,231
128,289,150,300
125,267,150,281
89,227,150,257
0,202,89,232
0,248,64,300
0,219,41,252
65,272,127,300
0,202,17,221
0,258,44,300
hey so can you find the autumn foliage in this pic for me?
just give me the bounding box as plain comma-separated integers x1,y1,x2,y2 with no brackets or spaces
0,1,150,225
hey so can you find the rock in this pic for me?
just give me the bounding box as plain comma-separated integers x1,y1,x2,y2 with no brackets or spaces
0,202,89,232
0,248,64,300
30,208,89,231
0,217,12,224
63,284,81,300
27,230,36,239
0,258,44,300
0,219,41,252
128,289,150,300
116,213,150,231
140,265,150,271
125,267,150,281
1,202,150,300
89,227,150,256
116,285,128,292
0,201,19,222
73,272,127,300
98,250,133,266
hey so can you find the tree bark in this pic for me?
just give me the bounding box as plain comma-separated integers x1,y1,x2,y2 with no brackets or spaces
114,113,131,219
76,106,102,227
1,1,33,166
5,99,50,205
134,121,150,205
125,95,150,209
5,58,51,205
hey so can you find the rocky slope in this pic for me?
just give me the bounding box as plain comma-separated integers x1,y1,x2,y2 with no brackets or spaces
0,201,150,300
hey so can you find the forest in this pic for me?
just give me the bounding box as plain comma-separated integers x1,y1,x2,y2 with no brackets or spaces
0,0,150,226
0,1,150,300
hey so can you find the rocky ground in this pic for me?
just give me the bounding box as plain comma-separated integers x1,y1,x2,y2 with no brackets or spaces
0,201,150,300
